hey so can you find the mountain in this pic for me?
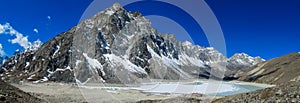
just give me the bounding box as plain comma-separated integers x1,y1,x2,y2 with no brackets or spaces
224,53,265,80
0,3,263,84
239,52,300,85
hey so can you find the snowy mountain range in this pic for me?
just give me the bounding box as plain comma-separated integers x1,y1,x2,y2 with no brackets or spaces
0,3,264,84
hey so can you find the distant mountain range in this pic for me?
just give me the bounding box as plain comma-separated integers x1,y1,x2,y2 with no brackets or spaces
0,3,264,84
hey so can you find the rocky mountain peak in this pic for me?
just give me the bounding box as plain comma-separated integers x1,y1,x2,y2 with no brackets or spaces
112,2,123,10
229,53,265,66
0,3,264,83
182,41,193,47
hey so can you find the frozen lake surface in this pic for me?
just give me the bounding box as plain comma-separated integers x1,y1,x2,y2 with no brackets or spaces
81,81,272,96
131,81,266,96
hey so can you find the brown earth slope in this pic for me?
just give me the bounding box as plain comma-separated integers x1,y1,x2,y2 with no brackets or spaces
239,52,300,85
213,82,300,103
0,80,43,103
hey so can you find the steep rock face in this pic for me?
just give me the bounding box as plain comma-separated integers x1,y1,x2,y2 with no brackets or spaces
0,3,263,84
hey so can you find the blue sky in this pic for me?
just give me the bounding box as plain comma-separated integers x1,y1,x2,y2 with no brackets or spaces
0,0,299,60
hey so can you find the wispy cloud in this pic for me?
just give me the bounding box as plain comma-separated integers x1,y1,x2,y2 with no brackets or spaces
47,16,51,20
0,23,30,49
0,44,5,56
33,28,39,33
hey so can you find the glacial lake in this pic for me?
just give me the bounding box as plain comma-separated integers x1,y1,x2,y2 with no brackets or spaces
81,81,274,97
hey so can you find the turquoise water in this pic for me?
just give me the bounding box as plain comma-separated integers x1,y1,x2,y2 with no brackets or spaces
212,84,264,96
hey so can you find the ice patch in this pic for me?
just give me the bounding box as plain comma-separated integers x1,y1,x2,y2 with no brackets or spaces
136,82,239,95
104,54,147,74
82,53,106,82
25,62,30,68
147,45,191,78
179,54,205,68
52,45,60,57
27,74,36,80
105,10,115,15
33,77,48,83
46,66,73,78
83,53,105,76
55,66,72,72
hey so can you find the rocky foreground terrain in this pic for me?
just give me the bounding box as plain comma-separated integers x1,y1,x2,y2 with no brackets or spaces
0,80,42,103
213,82,300,103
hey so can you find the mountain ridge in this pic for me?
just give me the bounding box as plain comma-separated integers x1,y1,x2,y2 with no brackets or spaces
0,3,263,84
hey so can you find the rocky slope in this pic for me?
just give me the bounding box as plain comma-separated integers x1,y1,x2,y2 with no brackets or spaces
0,3,263,84
213,81,300,103
0,80,43,102
137,93,203,103
239,52,300,85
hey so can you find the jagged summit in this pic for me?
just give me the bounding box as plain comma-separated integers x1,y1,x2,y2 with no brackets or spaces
229,53,265,66
0,3,263,83
112,2,123,10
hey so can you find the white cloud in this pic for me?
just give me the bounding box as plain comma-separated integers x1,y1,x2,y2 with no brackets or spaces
9,33,29,49
0,44,5,56
0,23,30,49
33,28,39,33
47,16,51,20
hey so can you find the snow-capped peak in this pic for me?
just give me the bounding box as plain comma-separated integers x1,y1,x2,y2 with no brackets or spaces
112,2,122,10
103,2,124,15
182,41,193,46
228,53,264,66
